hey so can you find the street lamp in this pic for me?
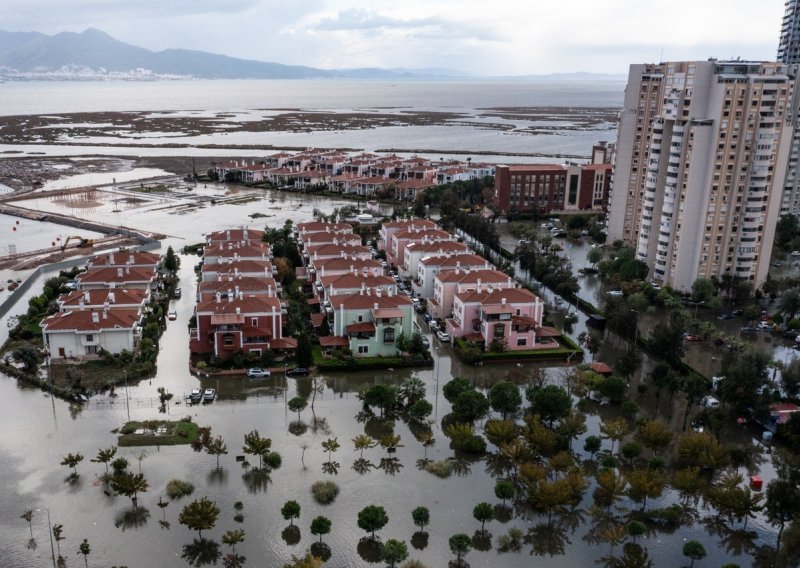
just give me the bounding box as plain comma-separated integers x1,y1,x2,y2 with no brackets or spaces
694,300,705,318
36,507,56,568
630,309,640,345
123,369,130,422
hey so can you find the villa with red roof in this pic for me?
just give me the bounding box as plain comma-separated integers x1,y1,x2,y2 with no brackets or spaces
42,308,143,359
87,250,160,271
413,253,493,298
201,259,273,281
190,293,290,358
206,227,265,245
318,273,397,300
445,288,546,351
377,219,439,252
389,228,454,268
57,288,149,313
402,240,470,277
428,269,515,320
76,266,157,290
328,291,414,357
308,257,384,281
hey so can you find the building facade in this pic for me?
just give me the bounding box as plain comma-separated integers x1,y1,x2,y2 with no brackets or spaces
607,60,794,291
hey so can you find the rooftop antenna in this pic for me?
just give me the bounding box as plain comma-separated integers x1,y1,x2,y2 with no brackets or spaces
659,47,664,63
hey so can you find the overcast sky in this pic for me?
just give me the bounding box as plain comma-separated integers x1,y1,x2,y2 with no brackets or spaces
0,0,787,75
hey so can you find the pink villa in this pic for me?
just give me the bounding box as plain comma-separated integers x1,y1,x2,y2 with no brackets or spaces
377,219,440,254
389,228,454,268
309,257,384,281
428,269,515,320
446,288,555,351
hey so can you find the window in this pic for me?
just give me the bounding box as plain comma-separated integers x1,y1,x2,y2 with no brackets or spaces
383,327,395,343
251,317,258,327
493,323,505,338
223,334,235,347
517,338,527,347
358,345,369,354
85,334,94,342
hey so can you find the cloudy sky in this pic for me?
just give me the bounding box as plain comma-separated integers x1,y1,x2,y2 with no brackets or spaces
0,0,786,75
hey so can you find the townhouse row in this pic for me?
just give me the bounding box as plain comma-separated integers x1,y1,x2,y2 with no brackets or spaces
41,250,162,360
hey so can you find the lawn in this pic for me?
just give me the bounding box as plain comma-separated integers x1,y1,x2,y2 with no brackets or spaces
117,420,199,447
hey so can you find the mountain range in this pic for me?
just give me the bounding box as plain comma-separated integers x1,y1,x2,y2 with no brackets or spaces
0,28,626,81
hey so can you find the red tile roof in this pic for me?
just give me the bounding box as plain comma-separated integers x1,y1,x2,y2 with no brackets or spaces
330,292,413,311
319,273,395,290
346,322,376,333
590,362,613,375
203,260,273,274
196,296,281,314
312,258,382,271
58,288,147,309
41,309,141,332
419,254,489,268
436,269,511,284
206,228,265,243
76,266,156,284
87,251,160,268
456,287,539,305
320,335,349,347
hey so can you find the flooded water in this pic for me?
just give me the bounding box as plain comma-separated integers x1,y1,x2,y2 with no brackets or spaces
0,190,783,567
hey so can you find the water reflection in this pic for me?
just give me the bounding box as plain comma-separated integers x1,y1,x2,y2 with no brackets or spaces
181,538,221,567
281,525,301,547
114,506,150,531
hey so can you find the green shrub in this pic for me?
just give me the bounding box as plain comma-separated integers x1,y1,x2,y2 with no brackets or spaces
424,460,454,478
462,435,487,453
165,479,195,500
311,480,340,504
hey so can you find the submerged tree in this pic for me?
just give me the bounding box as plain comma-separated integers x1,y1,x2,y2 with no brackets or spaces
110,472,149,509
179,497,221,539
358,505,389,540
281,500,301,527
91,446,117,475
60,453,84,477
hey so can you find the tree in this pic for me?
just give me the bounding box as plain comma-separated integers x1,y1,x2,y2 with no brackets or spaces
205,435,228,470
110,471,149,508
443,377,472,404
527,385,571,427
636,420,673,455
321,437,340,464
52,523,64,557
600,417,629,454
399,377,426,407
179,497,221,538
281,500,301,527
20,510,33,539
358,505,389,539
583,435,602,458
452,389,490,423
764,451,800,552
361,385,399,419
12,344,40,373
682,540,706,567
587,247,603,267
163,245,179,273
352,434,377,458
222,528,245,557
495,480,515,506
310,516,331,543
448,533,472,565
380,539,409,568
288,397,308,421
408,399,433,422
411,506,430,531
472,502,494,533
296,334,313,368
626,521,645,543
283,554,323,568
558,411,588,451
91,446,117,475
60,452,84,477
489,381,522,419
691,278,715,303
242,430,272,469
626,468,665,512
78,538,91,568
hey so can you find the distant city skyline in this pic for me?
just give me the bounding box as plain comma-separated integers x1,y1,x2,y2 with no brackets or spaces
0,0,786,75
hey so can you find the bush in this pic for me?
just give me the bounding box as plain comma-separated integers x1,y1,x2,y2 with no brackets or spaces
311,480,340,504
424,460,453,478
165,479,195,500
462,435,487,453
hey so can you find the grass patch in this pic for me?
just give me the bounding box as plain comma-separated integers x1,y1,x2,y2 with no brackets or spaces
311,480,340,504
165,479,195,500
424,460,454,478
453,337,581,363
312,345,432,371
117,420,199,447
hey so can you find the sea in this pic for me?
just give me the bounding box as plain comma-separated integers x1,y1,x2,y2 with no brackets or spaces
0,79,625,162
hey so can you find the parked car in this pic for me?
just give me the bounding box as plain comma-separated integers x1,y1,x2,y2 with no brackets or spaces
429,320,440,332
168,310,177,320
203,388,216,402
247,367,271,378
189,388,202,403
683,334,703,342
792,250,800,257
423,313,433,324
758,321,773,330
286,367,310,377
607,290,624,297
436,331,451,342
421,336,430,348
717,313,735,320
173,287,182,299
703,395,720,409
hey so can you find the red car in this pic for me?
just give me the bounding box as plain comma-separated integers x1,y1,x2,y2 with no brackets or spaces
683,334,703,342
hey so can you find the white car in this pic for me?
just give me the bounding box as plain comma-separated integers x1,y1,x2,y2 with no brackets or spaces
247,367,271,378
168,310,177,320
607,290,624,297
792,250,800,257
436,331,451,342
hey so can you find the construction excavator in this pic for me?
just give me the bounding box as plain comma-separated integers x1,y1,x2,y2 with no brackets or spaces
60,235,94,252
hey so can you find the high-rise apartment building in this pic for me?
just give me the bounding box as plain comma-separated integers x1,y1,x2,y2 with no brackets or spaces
607,60,794,292
778,0,800,215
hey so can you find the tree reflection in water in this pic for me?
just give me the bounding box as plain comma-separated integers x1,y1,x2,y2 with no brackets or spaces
114,507,150,531
526,522,570,557
309,542,332,562
206,467,228,486
356,537,382,564
288,420,308,436
352,458,374,475
181,538,221,566
378,457,403,476
321,461,340,475
471,531,493,552
281,525,301,546
242,469,272,494
411,531,428,550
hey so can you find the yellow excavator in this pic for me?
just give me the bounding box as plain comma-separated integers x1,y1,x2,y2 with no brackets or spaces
60,235,94,252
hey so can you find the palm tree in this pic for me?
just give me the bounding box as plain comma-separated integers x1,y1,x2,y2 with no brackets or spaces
20,510,33,539
60,453,84,477
90,447,117,475
352,434,377,458
78,539,91,568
